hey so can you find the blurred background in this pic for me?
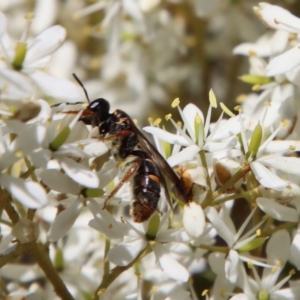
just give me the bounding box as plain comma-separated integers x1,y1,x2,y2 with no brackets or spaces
1,0,299,123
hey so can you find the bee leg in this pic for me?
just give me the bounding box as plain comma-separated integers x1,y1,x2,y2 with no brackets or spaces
102,158,142,209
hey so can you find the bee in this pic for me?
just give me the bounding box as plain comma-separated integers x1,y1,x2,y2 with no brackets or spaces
56,74,188,222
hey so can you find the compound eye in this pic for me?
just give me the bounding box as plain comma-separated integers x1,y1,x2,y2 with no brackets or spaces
89,100,101,112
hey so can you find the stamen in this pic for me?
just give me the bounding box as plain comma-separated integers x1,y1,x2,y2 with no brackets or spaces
220,102,235,117
20,12,34,42
209,89,217,108
165,113,172,121
171,98,180,108
153,118,161,126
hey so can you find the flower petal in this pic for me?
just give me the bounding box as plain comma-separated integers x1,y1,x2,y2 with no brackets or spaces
40,169,81,194
291,224,300,270
167,145,201,167
48,198,83,242
1,174,47,208
225,250,239,284
250,161,288,190
87,199,129,241
266,45,300,76
153,243,189,282
262,230,290,290
143,126,189,146
259,156,300,175
0,68,33,96
59,157,99,188
108,239,147,266
29,71,82,101
254,3,300,32
25,25,66,65
0,12,7,37
256,197,298,222
205,207,235,247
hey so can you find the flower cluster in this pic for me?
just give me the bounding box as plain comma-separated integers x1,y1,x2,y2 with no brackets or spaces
1,2,300,300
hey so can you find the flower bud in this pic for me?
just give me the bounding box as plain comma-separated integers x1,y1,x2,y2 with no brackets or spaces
239,74,273,85
214,158,242,190
238,237,267,253
247,123,262,160
183,202,205,238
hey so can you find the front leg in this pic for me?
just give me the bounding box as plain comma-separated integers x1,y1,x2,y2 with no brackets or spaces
102,157,142,209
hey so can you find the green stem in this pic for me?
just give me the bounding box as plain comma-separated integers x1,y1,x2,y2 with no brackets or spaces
2,189,19,224
262,222,297,237
94,245,152,299
29,243,74,300
200,150,213,208
213,188,260,205
24,157,38,182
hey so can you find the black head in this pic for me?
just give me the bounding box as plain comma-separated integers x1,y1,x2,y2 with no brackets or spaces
87,98,110,123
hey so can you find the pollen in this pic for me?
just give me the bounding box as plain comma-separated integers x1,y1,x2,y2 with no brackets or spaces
148,117,153,124
252,84,260,91
281,119,288,128
14,151,24,158
289,269,296,276
256,229,261,236
24,12,35,20
171,98,180,108
234,105,242,112
236,94,247,103
272,265,278,272
289,145,296,151
248,49,257,56
165,113,172,120
247,260,253,269
209,89,217,108
153,118,161,126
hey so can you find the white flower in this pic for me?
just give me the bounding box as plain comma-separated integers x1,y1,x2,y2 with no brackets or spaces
0,12,81,101
206,205,267,283
252,3,300,76
253,3,300,33
230,230,295,300
89,199,191,282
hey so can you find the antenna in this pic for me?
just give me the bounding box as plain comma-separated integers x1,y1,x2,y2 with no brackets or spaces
73,73,90,103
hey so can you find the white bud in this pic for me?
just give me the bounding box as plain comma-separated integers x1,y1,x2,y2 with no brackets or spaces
183,201,205,238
